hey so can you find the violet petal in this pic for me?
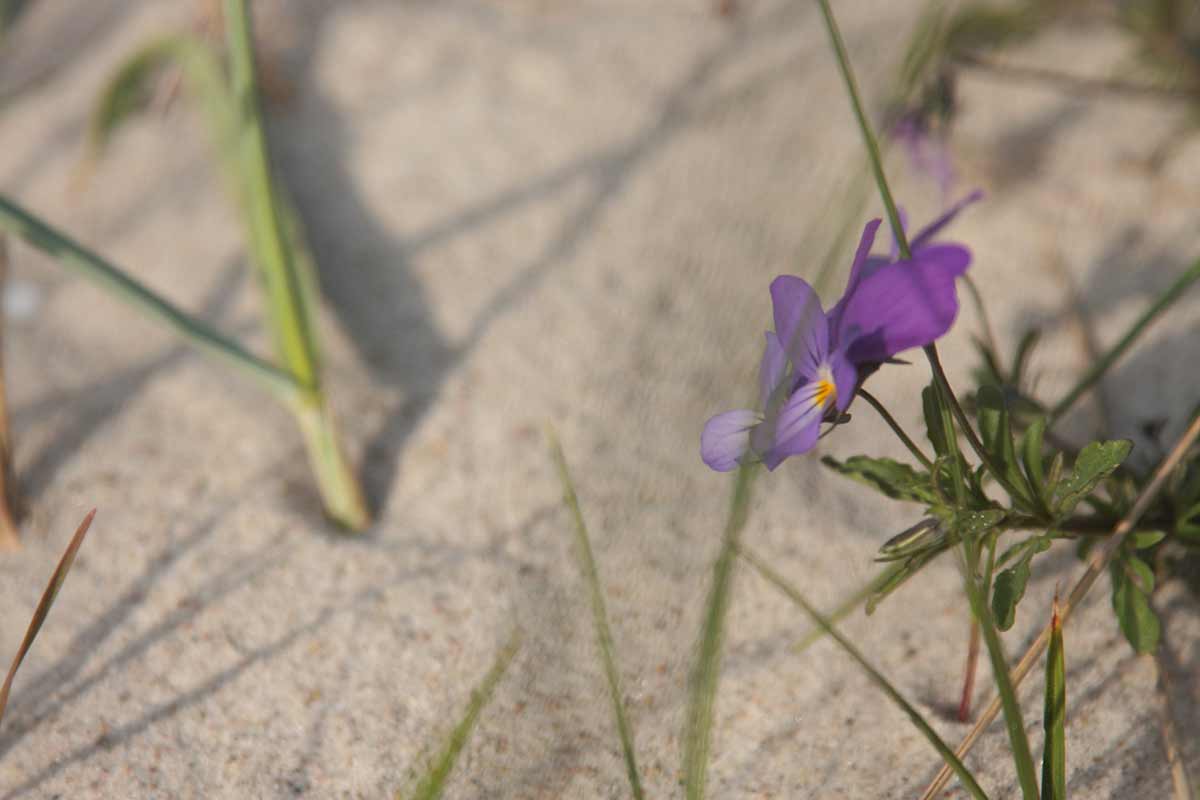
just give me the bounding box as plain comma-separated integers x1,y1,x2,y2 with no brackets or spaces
758,331,788,410
757,382,825,469
769,276,828,381
701,409,759,472
837,244,971,364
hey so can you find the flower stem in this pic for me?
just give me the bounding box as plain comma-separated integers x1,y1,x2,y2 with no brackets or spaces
926,344,1033,506
958,536,1039,799
814,0,910,260
812,0,1031,507
1050,254,1200,424
859,388,933,469
740,545,989,800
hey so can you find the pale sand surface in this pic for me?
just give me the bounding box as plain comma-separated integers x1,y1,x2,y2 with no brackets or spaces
1,1,1199,797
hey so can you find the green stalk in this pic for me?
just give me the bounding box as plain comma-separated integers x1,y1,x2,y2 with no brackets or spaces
859,389,933,469
0,197,302,400
959,538,1039,799
741,546,989,800
683,463,756,800
945,385,1038,797
814,0,909,259
1050,255,1200,424
223,0,368,530
546,428,644,800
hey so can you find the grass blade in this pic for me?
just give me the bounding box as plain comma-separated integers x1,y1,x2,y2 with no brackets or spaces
740,545,989,800
223,0,319,386
0,509,96,726
402,632,520,800
1050,255,1200,424
1042,596,1065,800
0,237,20,549
0,196,303,401
546,427,644,800
792,561,906,654
683,463,755,800
223,0,368,531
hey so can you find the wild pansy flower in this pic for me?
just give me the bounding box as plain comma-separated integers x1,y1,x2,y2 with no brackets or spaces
701,193,980,472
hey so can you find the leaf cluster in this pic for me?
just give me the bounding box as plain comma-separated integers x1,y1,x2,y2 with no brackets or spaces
825,368,1138,648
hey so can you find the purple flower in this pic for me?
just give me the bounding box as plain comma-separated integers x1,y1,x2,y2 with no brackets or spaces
701,194,980,472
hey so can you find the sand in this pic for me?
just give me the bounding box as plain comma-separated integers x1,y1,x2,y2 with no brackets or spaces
1,1,1198,797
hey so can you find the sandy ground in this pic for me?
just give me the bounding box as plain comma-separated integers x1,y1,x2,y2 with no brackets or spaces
1,1,1199,797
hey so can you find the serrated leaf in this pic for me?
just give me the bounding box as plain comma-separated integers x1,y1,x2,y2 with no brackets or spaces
821,455,936,504
1053,440,1133,518
991,536,1050,631
1111,556,1160,654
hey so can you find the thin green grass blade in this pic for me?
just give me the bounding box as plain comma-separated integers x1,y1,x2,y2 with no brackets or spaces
792,561,906,654
546,427,644,800
1042,596,1066,800
683,463,755,800
0,509,95,726
402,632,521,800
740,545,989,800
0,196,302,401
1050,255,1200,424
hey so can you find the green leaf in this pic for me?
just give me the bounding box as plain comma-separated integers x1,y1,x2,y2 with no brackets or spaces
945,3,1045,52
866,547,942,615
88,35,235,168
1111,556,1161,654
1042,598,1066,800
977,386,1029,506
1019,416,1047,501
878,518,944,561
958,508,1007,539
923,384,952,457
821,456,936,504
1130,530,1167,550
971,337,1005,389
1010,329,1041,387
991,537,1050,631
1052,440,1134,518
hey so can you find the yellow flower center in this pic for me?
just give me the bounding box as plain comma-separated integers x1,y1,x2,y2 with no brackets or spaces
813,378,836,410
